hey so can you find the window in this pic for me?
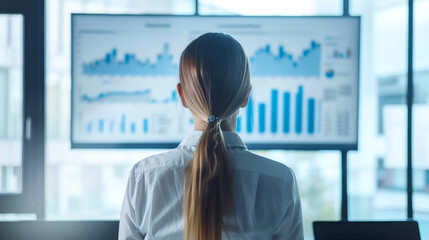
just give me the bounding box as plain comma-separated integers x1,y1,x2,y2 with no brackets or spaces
45,0,195,220
347,0,409,220
0,1,44,216
0,14,23,194
413,0,429,239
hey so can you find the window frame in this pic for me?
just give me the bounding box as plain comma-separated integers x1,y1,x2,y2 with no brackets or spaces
0,0,45,219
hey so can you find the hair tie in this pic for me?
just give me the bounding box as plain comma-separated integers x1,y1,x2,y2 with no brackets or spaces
207,115,220,123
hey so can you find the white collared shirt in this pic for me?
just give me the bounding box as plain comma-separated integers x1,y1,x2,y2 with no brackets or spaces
119,131,303,240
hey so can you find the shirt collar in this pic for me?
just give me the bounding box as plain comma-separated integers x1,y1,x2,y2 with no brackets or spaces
178,131,247,150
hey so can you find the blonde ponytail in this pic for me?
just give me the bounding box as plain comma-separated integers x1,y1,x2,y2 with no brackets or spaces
180,33,250,240
184,120,234,240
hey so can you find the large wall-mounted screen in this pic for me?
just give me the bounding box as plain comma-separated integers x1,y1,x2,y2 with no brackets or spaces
71,14,360,150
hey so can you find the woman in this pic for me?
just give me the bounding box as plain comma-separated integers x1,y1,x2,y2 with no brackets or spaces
119,33,303,240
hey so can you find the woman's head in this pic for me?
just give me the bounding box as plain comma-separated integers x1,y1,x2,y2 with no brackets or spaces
178,32,251,124
179,33,251,240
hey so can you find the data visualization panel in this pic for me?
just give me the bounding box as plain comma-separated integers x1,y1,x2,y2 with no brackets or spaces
72,15,360,149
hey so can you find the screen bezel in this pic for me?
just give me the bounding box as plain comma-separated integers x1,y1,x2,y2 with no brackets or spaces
71,14,360,151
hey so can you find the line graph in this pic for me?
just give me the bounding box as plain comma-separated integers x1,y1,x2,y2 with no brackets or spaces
82,89,178,103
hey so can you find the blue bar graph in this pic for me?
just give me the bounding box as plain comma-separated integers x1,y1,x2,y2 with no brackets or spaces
172,91,177,101
271,90,278,133
283,92,290,133
84,86,321,137
238,86,321,136
295,86,303,134
143,119,148,133
98,119,104,133
259,103,266,133
131,123,136,133
120,114,126,133
246,96,254,133
308,98,315,134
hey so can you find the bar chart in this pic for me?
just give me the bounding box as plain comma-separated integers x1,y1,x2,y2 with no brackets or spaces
86,115,150,134
238,86,320,137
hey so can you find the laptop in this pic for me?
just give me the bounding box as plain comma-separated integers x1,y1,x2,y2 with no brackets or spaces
313,221,421,240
